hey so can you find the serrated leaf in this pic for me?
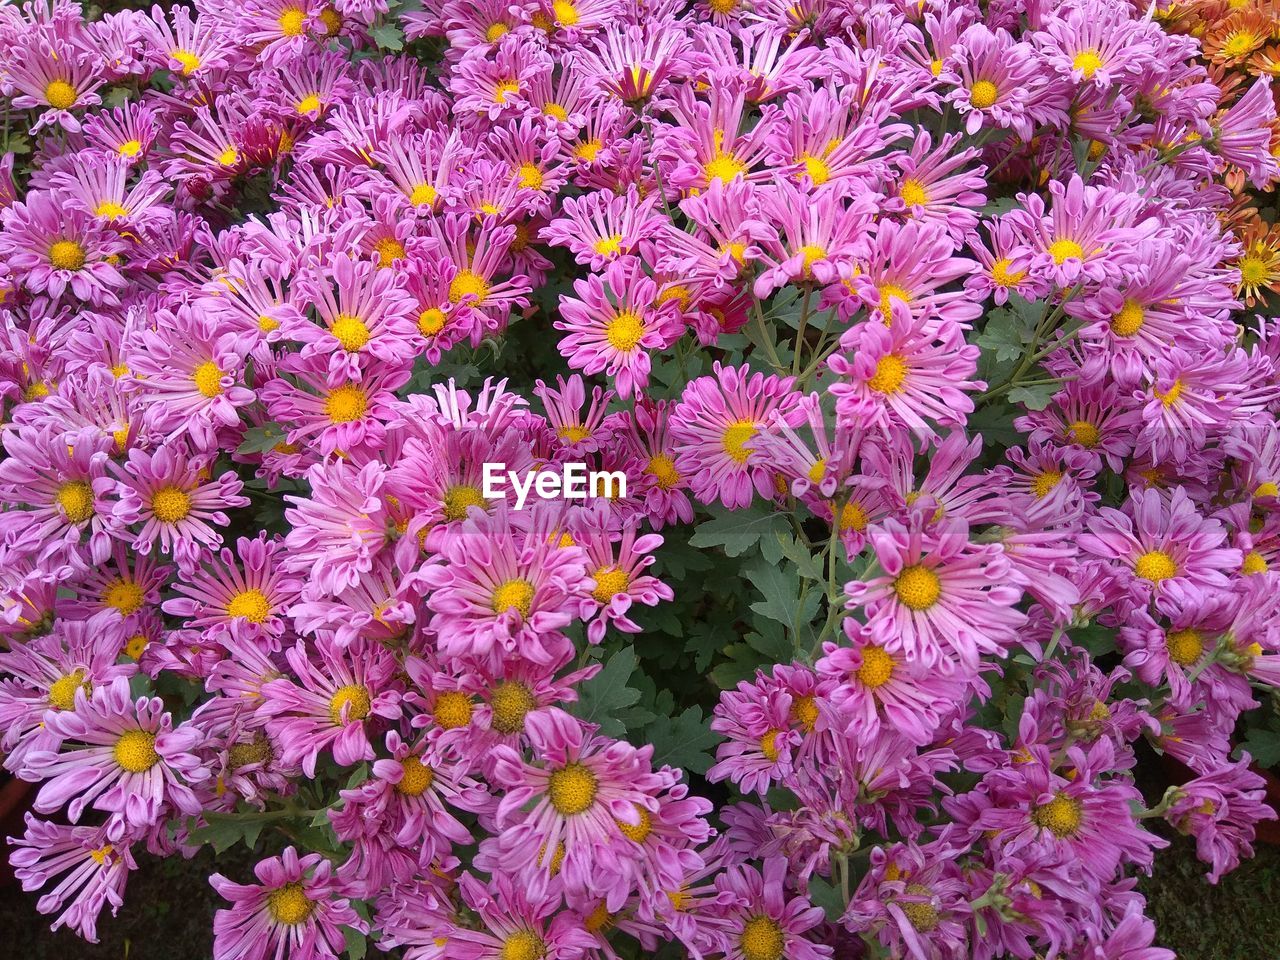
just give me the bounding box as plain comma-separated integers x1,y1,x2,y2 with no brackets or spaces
710,643,769,689
571,647,641,736
342,925,368,960
237,423,287,455
1007,380,1060,411
689,504,788,558
1237,726,1280,767
773,534,825,580
746,557,821,636
807,874,846,921
370,23,404,50
644,706,720,774
976,308,1033,363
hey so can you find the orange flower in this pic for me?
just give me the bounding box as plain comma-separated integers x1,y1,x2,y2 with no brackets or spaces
1231,218,1280,306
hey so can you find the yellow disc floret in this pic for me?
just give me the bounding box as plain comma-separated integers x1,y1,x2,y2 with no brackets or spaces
491,578,535,618
114,729,159,773
151,486,192,523
56,480,95,523
226,588,271,624
1134,549,1177,584
547,762,598,816
328,683,371,724
894,564,941,611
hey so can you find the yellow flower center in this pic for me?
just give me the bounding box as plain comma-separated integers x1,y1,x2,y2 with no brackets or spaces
49,239,86,271
417,307,447,336
151,486,192,524
790,694,819,733
894,564,941,611
1134,549,1176,583
277,7,307,36
192,360,224,398
118,139,143,157
226,588,271,623
704,149,747,183
1049,239,1084,264
517,162,543,189
547,762,598,815
124,634,148,659
56,480,95,523
267,882,314,925
490,681,537,734
373,236,406,266
442,484,486,522
800,154,830,185
1072,49,1103,78
328,684,371,724
228,733,272,769
646,453,680,489
900,178,929,206
114,729,159,773
759,729,781,762
840,500,869,532
1111,300,1145,337
1255,481,1279,498
867,353,908,394
1239,255,1268,286
449,269,489,305
295,93,322,115
330,314,370,352
605,310,645,351
104,578,144,615
856,645,895,688
616,805,652,842
45,79,77,110
171,49,201,75
900,884,940,932
739,915,785,960
969,80,998,108
1166,628,1203,667
1030,469,1063,498
1243,550,1269,575
408,182,438,207
491,578,535,618
325,383,368,423
575,139,603,162
1156,378,1183,408
48,670,90,711
591,566,630,603
1031,792,1084,838
543,101,568,121
433,690,474,729
396,756,435,796
1222,31,1260,58
991,258,1025,288
218,146,239,167
95,200,129,219
593,234,623,258
799,244,827,275
486,22,509,42
1067,420,1099,447
500,931,547,960
878,283,911,319
721,419,757,464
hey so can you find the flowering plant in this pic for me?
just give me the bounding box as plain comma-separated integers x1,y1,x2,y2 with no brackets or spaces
2,0,1279,958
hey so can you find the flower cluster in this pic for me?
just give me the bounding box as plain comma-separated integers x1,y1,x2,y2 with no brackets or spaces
1,0,1279,959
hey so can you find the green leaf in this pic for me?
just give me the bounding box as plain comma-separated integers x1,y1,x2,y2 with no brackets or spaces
689,503,788,558
370,23,404,50
976,308,1033,363
237,423,287,455
746,557,821,634
807,875,846,921
644,706,719,775
342,925,368,960
1238,725,1280,767
1007,380,1060,411
571,647,642,737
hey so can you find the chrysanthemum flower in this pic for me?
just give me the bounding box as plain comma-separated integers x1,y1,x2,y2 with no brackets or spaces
112,445,248,573
572,510,673,643
845,512,1027,670
490,707,667,905
164,534,302,647
23,677,205,835
711,858,831,960
6,37,103,133
0,191,126,305
749,179,874,298
419,505,589,667
671,362,800,510
10,814,137,943
542,186,662,270
555,255,682,400
210,846,365,960
261,636,401,776
576,22,691,104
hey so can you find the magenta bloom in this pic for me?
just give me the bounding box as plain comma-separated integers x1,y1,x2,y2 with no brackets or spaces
0,191,125,304
1165,756,1277,883
555,255,682,399
23,677,205,836
210,847,365,960
671,362,800,509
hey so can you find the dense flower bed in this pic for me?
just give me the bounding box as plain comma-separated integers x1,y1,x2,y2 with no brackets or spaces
1,0,1279,958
